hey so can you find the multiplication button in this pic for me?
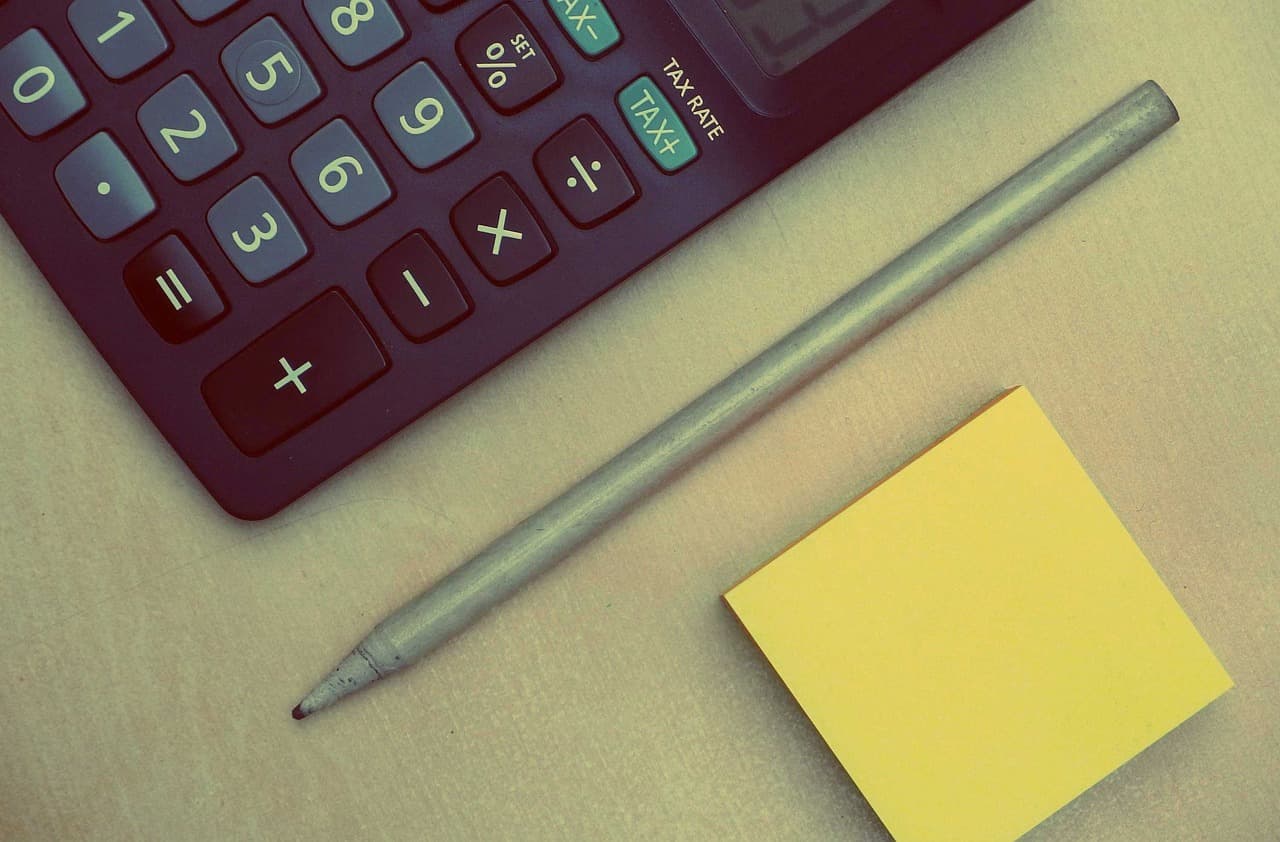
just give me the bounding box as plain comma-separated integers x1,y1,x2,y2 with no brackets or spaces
451,175,553,285
458,4,559,114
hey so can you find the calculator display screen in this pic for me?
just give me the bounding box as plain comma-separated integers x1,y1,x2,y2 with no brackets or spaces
715,0,894,76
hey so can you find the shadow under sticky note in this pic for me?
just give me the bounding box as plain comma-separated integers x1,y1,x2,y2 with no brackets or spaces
724,387,1232,842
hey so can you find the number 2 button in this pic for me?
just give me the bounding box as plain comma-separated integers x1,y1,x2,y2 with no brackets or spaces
138,74,239,182
304,0,406,68
208,177,310,284
221,17,322,126
291,119,392,227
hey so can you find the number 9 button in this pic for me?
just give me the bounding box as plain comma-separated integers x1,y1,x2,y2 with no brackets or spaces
304,0,406,69
220,16,322,126
291,118,392,227
374,62,476,171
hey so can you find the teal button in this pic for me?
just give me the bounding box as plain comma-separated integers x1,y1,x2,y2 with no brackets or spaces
617,77,699,173
546,0,621,57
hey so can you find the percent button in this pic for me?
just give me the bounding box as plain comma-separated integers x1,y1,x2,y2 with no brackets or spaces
457,3,560,114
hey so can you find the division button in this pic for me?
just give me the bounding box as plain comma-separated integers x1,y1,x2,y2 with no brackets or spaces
55,132,157,240
368,232,471,341
451,175,553,285
535,117,636,227
457,4,559,114
202,290,388,455
124,234,226,342
617,76,699,173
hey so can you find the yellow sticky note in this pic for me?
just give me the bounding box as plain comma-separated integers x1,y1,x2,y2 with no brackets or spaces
725,387,1231,842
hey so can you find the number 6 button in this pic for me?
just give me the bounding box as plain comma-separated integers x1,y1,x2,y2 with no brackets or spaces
291,118,392,227
221,17,322,126
304,0,406,68
208,176,310,284
138,74,240,182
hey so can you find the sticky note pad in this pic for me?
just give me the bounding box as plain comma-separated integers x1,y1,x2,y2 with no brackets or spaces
725,387,1231,842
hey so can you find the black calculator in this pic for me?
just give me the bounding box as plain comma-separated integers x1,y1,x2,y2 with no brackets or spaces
0,0,1031,519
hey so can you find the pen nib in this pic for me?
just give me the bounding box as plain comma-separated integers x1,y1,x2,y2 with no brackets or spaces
290,646,381,721
291,704,308,721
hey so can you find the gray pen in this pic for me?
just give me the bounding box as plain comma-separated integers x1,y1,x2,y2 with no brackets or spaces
293,81,1180,719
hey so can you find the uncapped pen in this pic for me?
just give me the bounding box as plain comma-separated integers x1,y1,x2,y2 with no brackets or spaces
294,81,1180,720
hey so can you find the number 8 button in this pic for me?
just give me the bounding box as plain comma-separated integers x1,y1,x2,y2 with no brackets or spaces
304,0,406,68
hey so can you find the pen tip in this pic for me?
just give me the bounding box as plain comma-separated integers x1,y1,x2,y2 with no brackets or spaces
292,704,308,721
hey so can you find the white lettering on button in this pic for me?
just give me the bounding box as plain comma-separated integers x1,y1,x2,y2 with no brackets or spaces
155,268,193,311
476,208,523,256
273,356,313,395
402,269,431,308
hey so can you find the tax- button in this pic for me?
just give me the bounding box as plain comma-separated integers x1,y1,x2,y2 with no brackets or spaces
618,76,698,173
202,291,388,455
546,0,621,58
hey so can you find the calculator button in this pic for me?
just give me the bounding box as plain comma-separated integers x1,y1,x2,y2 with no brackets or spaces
369,233,471,341
174,0,246,23
68,0,171,80
457,4,559,114
208,176,310,284
138,74,240,182
291,118,393,227
0,30,88,138
535,117,636,228
55,132,157,240
421,0,465,9
124,234,226,342
451,175,553,285
374,61,476,171
545,0,621,58
221,17,322,126
304,0,406,68
617,76,699,173
202,290,388,455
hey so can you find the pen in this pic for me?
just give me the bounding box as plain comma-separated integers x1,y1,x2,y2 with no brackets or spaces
293,81,1180,719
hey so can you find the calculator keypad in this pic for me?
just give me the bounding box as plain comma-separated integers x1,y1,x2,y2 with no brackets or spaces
0,30,88,138
305,0,406,68
174,0,246,24
202,290,388,456
291,118,393,227
452,175,554,285
55,132,157,240
458,4,560,114
208,176,310,284
124,234,226,343
368,232,471,341
535,117,636,228
68,0,171,81
138,74,240,183
374,61,476,171
221,17,322,126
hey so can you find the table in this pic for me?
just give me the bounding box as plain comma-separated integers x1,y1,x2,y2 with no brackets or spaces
2,1,1276,839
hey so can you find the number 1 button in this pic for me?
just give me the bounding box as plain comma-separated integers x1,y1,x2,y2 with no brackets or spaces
68,0,171,80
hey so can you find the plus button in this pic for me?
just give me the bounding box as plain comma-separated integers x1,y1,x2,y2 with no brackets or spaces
273,356,314,395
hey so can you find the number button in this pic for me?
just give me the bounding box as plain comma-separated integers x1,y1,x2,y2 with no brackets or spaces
221,17,322,125
290,118,393,227
124,234,226,342
55,132,157,240
173,0,246,23
208,176,310,284
68,0,171,80
138,74,239,182
451,175,554,285
304,0,406,68
0,29,88,137
368,233,471,341
202,290,388,455
374,62,476,170
457,4,560,114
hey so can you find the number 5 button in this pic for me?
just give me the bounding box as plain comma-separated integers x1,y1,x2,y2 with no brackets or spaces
291,119,392,227
208,176,310,284
138,74,240,182
304,0,406,68
221,17,322,126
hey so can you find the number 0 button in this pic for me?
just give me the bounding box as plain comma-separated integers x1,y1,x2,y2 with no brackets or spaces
221,17,322,126
208,176,310,284
291,118,392,227
138,74,240,182
0,29,88,138
304,0,406,68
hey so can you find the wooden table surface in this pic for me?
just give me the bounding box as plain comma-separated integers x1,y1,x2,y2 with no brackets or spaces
2,1,1277,839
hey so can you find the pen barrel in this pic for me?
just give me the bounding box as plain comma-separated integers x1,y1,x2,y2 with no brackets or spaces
372,81,1179,668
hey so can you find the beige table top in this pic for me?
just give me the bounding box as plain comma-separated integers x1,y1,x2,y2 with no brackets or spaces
2,2,1277,840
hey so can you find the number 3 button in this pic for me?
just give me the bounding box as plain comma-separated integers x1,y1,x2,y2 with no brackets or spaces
208,176,310,284
291,118,392,227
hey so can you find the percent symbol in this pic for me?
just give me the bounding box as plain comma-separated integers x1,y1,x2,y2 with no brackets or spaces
477,42,517,90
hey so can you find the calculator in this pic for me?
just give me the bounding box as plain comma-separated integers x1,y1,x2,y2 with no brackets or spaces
0,0,1032,519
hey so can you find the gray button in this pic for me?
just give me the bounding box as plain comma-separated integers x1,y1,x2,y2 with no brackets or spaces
221,17,322,126
0,29,88,137
55,132,157,240
138,74,240,182
68,0,171,80
374,62,476,171
304,0,406,68
173,0,245,22
208,176,310,284
290,118,393,227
